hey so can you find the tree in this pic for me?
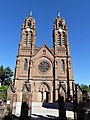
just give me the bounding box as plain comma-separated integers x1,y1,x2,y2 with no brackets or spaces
0,65,5,84
80,84,90,93
4,67,13,78
4,66,13,85
0,85,8,101
0,65,13,85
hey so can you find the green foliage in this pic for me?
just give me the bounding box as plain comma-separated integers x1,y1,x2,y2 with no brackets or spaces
5,78,12,86
80,84,90,93
4,66,13,78
0,65,5,84
0,85,8,101
0,65,4,76
0,85,8,91
0,65,13,85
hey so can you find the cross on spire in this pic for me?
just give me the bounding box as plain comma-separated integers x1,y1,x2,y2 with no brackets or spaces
43,40,46,45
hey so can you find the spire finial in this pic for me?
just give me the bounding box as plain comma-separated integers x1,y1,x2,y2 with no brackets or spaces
43,40,46,45
29,11,32,16
57,11,60,17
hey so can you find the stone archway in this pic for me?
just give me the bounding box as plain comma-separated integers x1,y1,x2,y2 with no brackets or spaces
38,82,50,102
59,86,66,101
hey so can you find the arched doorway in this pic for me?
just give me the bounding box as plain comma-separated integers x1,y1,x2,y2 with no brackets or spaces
39,83,50,102
58,85,66,101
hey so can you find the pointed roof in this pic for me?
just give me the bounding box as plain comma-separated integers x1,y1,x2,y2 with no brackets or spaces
33,44,54,57
7,84,16,93
21,81,31,92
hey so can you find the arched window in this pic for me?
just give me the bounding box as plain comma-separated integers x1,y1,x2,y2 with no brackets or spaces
24,59,28,70
61,60,65,72
58,21,62,28
58,22,61,27
28,20,31,27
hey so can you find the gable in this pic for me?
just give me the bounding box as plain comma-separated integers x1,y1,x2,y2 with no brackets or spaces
33,45,54,62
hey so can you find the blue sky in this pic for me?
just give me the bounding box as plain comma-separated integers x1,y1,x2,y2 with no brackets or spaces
0,0,90,85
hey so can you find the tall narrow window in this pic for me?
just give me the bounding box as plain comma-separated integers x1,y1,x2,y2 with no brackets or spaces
62,32,65,46
24,59,27,70
29,35,31,46
57,32,61,46
61,60,65,72
58,21,62,28
28,21,31,27
29,31,33,46
24,35,27,46
24,34,28,46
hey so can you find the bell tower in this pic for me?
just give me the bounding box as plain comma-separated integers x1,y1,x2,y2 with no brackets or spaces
20,11,36,49
14,12,36,90
53,11,68,49
53,12,74,100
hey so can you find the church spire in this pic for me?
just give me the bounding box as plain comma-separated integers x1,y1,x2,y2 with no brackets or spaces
53,12,68,47
20,12,36,48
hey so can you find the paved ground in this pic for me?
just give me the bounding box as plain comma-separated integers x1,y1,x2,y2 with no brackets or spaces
0,102,74,120
32,102,58,119
1,102,90,120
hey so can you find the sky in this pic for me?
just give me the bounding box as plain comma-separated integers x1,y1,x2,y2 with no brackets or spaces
0,0,90,85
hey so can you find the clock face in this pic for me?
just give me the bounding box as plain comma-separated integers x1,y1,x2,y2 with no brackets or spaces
59,28,63,32
38,61,50,73
26,27,30,31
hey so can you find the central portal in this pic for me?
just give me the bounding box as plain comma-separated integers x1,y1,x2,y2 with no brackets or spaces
39,82,50,102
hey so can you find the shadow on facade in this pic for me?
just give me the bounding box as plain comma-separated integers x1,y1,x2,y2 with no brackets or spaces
43,96,67,120
42,102,58,109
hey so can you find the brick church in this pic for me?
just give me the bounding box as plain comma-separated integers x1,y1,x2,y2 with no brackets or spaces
8,12,74,105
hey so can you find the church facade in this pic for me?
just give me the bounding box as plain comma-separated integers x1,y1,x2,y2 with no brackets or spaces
12,12,74,103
